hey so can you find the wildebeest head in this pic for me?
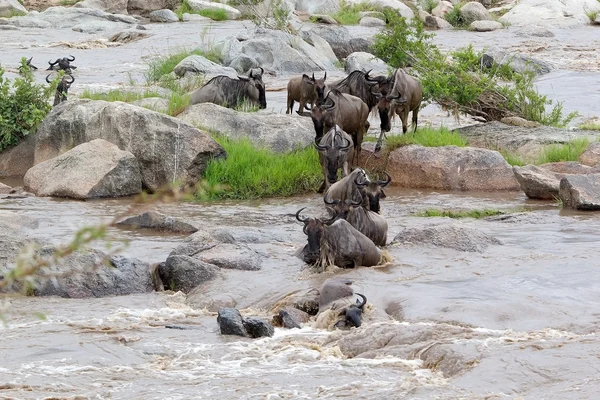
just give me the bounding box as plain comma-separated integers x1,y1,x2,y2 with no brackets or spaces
296,207,336,264
323,192,362,220
302,72,327,102
315,126,352,184
334,293,367,328
364,171,391,213
47,73,75,106
308,91,337,142
47,55,77,73
239,67,266,109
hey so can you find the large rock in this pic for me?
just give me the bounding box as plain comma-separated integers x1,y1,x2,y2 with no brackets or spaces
344,52,390,75
33,100,225,193
579,142,600,167
116,211,198,233
540,161,600,175
298,30,339,65
178,103,315,153
0,182,11,194
470,20,503,31
368,0,414,19
4,6,137,29
186,0,241,19
217,308,247,336
387,145,521,191
149,9,179,22
194,243,262,271
424,15,452,29
74,0,128,14
307,25,372,60
512,165,560,200
483,47,552,75
392,224,502,252
499,0,599,28
559,174,600,211
432,1,453,18
72,20,130,33
243,317,275,338
0,0,27,17
459,1,493,24
173,55,237,78
24,139,142,199
160,255,219,293
0,134,35,178
228,54,259,74
359,16,385,26
296,0,340,14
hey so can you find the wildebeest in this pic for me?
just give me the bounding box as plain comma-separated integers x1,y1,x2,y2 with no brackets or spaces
189,68,267,109
331,69,390,111
316,125,354,192
373,68,422,151
296,207,385,270
315,291,367,329
305,89,370,167
363,171,392,214
47,55,77,73
286,72,327,115
325,168,391,214
47,73,75,106
18,57,38,74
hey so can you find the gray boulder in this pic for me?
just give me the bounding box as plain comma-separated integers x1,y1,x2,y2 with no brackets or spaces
178,103,315,153
34,100,225,193
369,0,414,19
481,48,553,75
359,16,385,26
217,308,247,336
274,309,306,328
298,30,338,65
310,14,337,24
296,0,340,14
392,224,502,252
0,182,11,194
6,6,137,29
307,25,372,59
229,54,259,74
424,15,452,29
109,29,151,43
470,20,503,31
72,20,130,32
0,0,27,17
559,174,600,211
432,1,453,18
387,145,521,191
243,317,275,338
74,0,128,14
149,9,179,22
186,0,241,19
0,134,35,178
345,52,390,75
512,165,560,200
128,0,180,15
459,1,493,24
173,55,237,78
116,211,198,233
579,142,600,167
24,139,142,200
160,255,219,293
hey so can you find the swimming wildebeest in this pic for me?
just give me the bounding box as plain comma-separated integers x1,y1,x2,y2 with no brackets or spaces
314,278,367,330
46,73,75,106
189,68,267,110
325,168,391,214
286,72,327,115
372,68,422,151
304,89,370,167
18,57,38,74
295,207,385,269
315,125,354,192
47,55,77,73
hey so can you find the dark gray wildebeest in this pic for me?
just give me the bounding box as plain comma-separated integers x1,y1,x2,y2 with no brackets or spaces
19,57,38,74
47,73,75,106
295,207,386,270
303,89,369,167
325,168,391,214
189,68,266,109
372,68,422,151
286,72,327,115
315,125,354,193
314,278,368,329
47,55,77,74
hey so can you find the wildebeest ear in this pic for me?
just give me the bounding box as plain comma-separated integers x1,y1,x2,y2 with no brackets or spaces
380,189,387,199
302,74,315,85
237,75,250,81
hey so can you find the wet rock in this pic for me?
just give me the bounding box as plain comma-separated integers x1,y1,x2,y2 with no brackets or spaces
5,6,137,29
514,25,555,38
470,20,503,31
310,14,337,24
196,243,262,271
559,174,600,211
243,317,275,338
359,16,385,26
500,116,540,128
173,55,237,78
209,227,289,244
186,0,241,20
579,142,600,167
0,182,11,194
116,211,198,233
432,1,453,18
344,52,389,75
512,165,560,200
273,308,309,328
72,20,130,32
24,139,142,200
0,134,35,178
178,103,314,153
0,0,27,17
4,186,34,199
271,288,320,316
387,145,520,191
74,0,128,14
109,29,151,43
161,255,219,293
217,308,247,336
482,47,553,75
307,25,372,59
499,0,595,28
34,99,225,193
149,9,179,22
181,12,209,21
459,1,493,24
424,15,452,29
418,342,480,378
32,252,154,298
392,224,503,252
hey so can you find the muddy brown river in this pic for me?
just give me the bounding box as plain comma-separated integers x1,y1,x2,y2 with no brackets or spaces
1,16,600,400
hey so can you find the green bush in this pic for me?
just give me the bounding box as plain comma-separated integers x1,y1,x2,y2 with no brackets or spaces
0,59,57,152
444,3,468,28
330,1,381,25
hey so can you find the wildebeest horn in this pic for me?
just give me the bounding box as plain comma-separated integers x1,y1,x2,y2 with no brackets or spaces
314,138,328,151
323,71,327,81
354,173,368,188
377,171,392,187
259,67,264,75
45,74,52,83
347,192,363,207
370,86,382,100
322,209,338,225
295,207,309,223
249,69,254,79
312,72,315,81
323,194,340,206
339,135,352,151
356,293,367,309
67,55,75,62
47,59,58,67
304,103,312,111
64,74,75,84
322,97,336,110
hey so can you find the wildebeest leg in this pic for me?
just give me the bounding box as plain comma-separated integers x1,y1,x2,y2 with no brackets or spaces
287,96,294,114
401,106,409,134
375,130,386,153
355,122,367,167
298,99,306,115
412,106,419,133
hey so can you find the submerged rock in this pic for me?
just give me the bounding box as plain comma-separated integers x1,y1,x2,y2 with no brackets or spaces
243,317,275,338
24,139,142,200
149,9,179,23
116,211,198,233
273,308,308,329
109,29,151,43
470,20,503,31
559,174,600,211
217,308,247,336
392,224,502,252
160,255,219,293
0,182,11,194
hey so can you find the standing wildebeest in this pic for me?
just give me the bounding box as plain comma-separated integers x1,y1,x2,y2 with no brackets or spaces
47,73,75,106
305,89,369,167
373,68,422,151
316,125,354,192
324,192,388,246
189,68,267,109
325,168,391,214
47,55,77,73
286,72,327,114
296,207,385,269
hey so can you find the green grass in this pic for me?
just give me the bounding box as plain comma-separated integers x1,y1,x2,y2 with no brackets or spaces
80,89,161,102
586,10,599,21
330,1,381,25
145,48,220,85
420,0,438,14
578,120,600,131
200,136,322,200
444,2,468,28
167,92,191,116
379,127,469,151
499,149,526,166
59,0,81,5
233,98,261,113
176,0,228,21
537,138,590,164
418,208,505,219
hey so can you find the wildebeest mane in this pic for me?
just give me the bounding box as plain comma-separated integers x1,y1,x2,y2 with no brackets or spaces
331,70,378,110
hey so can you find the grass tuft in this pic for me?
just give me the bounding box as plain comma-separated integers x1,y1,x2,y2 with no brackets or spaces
176,0,228,21
418,208,505,219
233,98,261,113
201,136,322,200
167,92,191,116
80,89,161,102
444,2,468,28
330,0,382,25
537,138,590,164
59,0,81,5
377,127,469,152
499,149,526,166
578,119,600,131
420,0,439,14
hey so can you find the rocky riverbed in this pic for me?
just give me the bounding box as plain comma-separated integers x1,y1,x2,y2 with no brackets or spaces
1,0,600,398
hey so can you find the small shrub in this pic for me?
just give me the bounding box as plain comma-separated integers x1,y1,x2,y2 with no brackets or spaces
578,119,600,131
145,48,219,85
586,9,599,22
80,89,161,102
444,3,468,28
330,1,382,25
197,8,228,21
0,59,57,152
380,127,469,151
418,208,505,218
167,92,191,116
201,136,322,199
537,138,590,164
420,0,439,14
